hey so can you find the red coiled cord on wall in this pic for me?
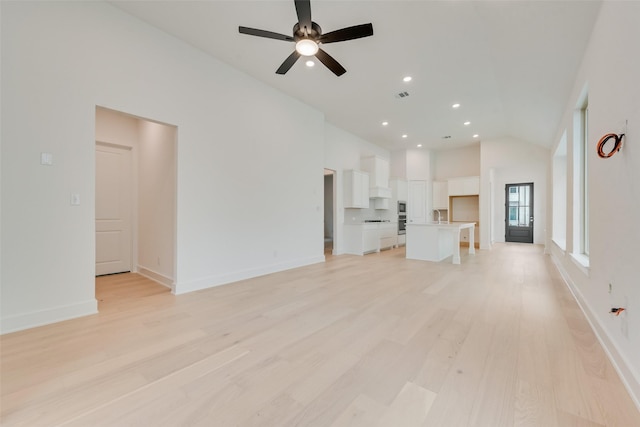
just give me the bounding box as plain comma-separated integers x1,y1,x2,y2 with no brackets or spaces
597,133,624,158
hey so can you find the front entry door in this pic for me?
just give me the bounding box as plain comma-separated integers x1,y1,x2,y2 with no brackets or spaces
505,183,534,243
96,143,132,275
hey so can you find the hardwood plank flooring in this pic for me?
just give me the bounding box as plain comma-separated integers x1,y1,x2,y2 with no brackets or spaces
1,243,639,426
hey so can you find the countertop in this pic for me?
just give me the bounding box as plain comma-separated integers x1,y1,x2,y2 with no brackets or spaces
407,221,475,228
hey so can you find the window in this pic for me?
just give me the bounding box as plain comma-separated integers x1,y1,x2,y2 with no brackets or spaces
552,132,567,250
583,107,589,256
572,92,589,269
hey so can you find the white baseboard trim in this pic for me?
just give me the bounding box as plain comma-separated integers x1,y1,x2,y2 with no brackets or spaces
0,299,98,335
173,255,326,295
137,265,174,289
550,254,640,412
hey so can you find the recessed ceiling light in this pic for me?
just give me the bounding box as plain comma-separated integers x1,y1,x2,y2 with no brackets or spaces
402,134,408,138
382,121,388,126
452,103,461,109
305,60,315,67
417,144,422,148
464,121,471,126
473,134,479,138
403,76,412,82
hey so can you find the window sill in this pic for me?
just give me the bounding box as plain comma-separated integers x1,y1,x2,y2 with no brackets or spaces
570,252,590,276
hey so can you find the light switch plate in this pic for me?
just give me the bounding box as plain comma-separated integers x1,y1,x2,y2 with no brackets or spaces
70,193,80,206
41,152,53,165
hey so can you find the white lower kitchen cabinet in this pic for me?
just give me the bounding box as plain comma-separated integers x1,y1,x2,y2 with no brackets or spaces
379,223,397,250
343,223,398,255
344,224,378,255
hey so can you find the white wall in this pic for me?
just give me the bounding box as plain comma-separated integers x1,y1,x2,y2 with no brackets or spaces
433,145,481,181
390,150,407,179
479,137,549,248
324,123,390,254
138,120,176,285
406,149,432,180
96,108,140,148
1,1,325,332
549,1,640,406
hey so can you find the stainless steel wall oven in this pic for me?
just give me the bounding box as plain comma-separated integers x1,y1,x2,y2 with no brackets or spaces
398,215,406,235
398,201,407,215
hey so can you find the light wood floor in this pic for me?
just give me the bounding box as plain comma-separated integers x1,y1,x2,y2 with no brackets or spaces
1,244,639,426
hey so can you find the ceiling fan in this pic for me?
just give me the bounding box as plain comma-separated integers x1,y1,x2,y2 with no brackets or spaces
239,0,373,76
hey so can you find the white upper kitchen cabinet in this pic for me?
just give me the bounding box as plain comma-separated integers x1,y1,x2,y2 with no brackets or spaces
390,179,408,202
361,155,391,198
408,180,430,224
432,181,448,209
344,169,370,208
448,176,479,196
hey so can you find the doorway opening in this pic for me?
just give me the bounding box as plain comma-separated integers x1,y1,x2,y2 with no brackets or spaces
505,182,534,243
95,106,177,300
324,169,336,256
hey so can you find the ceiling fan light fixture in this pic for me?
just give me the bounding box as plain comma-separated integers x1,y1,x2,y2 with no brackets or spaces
296,39,319,56
239,0,373,76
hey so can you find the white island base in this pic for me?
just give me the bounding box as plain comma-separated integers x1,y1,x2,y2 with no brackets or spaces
406,222,476,264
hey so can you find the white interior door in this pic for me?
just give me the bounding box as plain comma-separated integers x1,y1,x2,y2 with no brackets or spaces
96,143,132,275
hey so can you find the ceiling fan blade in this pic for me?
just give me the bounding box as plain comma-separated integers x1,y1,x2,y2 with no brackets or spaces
315,48,346,76
319,23,374,44
239,26,294,42
276,51,301,74
295,0,312,31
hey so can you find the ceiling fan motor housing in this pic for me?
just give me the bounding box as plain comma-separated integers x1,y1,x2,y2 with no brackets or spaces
293,22,322,41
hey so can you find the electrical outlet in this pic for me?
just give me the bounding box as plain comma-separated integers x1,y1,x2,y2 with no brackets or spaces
608,283,613,294
41,152,53,165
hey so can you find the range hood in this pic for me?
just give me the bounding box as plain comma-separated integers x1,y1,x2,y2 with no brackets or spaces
362,155,391,199
369,186,391,199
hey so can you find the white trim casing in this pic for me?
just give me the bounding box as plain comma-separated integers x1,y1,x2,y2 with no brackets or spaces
137,265,174,289
173,255,325,295
0,300,98,335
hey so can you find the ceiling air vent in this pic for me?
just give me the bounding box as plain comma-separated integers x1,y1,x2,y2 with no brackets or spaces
395,91,410,99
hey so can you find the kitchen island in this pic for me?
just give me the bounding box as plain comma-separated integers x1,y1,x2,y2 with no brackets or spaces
405,222,475,264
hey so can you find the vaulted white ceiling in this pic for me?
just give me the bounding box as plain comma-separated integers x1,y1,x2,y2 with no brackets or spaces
110,0,602,151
